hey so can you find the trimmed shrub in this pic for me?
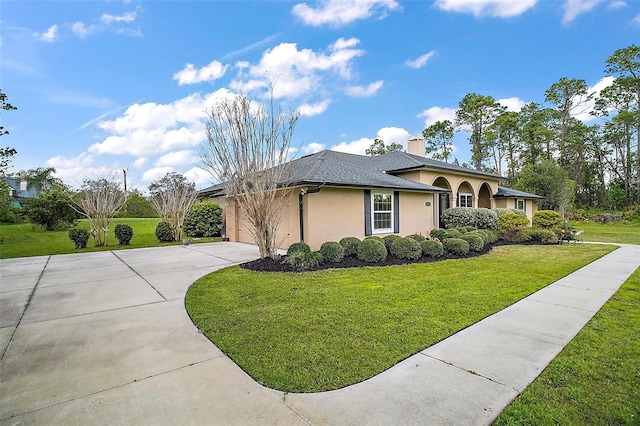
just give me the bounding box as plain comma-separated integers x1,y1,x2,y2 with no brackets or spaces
441,207,498,230
183,202,223,237
451,226,469,235
493,208,526,218
421,239,444,257
364,235,385,245
68,229,90,249
461,233,484,252
475,208,498,230
287,242,311,256
429,228,446,241
527,228,559,244
155,221,174,242
114,224,134,245
357,238,387,263
444,229,463,239
465,226,476,233
319,241,344,263
443,238,470,255
339,237,361,257
288,251,322,270
390,237,422,260
532,210,562,229
498,213,530,243
406,233,426,242
383,234,403,251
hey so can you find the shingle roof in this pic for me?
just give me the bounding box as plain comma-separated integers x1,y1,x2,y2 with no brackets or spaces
370,151,503,179
495,186,544,199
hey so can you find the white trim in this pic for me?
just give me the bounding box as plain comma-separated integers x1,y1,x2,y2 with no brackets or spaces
458,192,473,208
371,191,394,234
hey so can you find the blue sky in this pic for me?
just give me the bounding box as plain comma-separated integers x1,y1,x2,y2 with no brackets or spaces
2,0,638,189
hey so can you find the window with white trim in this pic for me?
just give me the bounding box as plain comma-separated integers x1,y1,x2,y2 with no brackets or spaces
372,192,393,233
458,192,473,208
516,198,525,212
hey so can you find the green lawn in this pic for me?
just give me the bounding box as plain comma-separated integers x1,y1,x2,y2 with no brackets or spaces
495,266,640,425
186,244,615,393
571,220,640,245
0,218,221,259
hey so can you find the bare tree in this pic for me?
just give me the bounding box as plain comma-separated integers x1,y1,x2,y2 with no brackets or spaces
202,91,300,259
149,172,198,241
72,177,127,246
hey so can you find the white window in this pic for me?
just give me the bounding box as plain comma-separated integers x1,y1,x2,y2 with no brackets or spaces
372,192,393,233
458,193,473,208
516,199,525,212
20,180,27,191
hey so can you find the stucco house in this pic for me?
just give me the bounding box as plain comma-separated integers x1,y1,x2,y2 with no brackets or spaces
199,136,542,250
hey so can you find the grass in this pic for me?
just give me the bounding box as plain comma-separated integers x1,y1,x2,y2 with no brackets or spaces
0,218,221,259
495,267,640,425
570,220,640,245
186,244,615,393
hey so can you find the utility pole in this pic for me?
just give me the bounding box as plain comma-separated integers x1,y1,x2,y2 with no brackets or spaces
122,168,128,195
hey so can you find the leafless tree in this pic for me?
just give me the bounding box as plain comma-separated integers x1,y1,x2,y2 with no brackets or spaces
202,91,300,259
72,176,127,246
149,172,198,241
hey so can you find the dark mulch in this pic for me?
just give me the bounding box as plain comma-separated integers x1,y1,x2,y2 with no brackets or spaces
240,240,538,273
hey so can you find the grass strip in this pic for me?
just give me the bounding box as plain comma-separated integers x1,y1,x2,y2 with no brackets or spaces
570,221,640,245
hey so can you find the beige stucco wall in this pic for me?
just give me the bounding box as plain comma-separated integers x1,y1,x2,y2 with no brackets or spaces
493,197,538,221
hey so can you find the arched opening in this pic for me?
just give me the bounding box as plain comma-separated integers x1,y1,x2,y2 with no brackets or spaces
432,177,452,227
478,182,492,209
456,181,474,208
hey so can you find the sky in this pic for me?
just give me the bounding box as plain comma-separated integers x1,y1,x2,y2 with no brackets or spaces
2,0,638,190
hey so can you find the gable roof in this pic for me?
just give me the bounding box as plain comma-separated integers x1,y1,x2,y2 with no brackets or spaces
495,186,544,199
370,151,503,179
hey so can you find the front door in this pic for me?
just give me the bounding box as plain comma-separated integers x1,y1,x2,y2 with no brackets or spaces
438,193,449,227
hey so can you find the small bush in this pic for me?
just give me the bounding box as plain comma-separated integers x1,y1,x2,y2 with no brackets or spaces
364,235,385,245
68,229,90,249
465,226,476,233
383,234,403,251
498,213,530,243
451,227,469,235
430,228,446,240
288,251,322,270
287,242,311,256
461,233,484,252
532,210,562,229
406,233,426,242
390,237,422,260
527,228,559,244
443,238,470,255
441,207,498,230
114,224,134,245
475,208,498,230
339,237,361,257
444,229,463,239
493,208,526,218
357,238,387,263
319,241,344,263
155,221,174,242
183,202,223,237
421,240,444,257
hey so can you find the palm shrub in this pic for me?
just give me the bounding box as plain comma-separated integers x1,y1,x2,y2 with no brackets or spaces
155,221,174,242
442,238,470,255
444,229,463,239
114,224,134,245
68,229,90,249
357,238,387,263
288,251,322,270
406,233,426,242
430,228,446,240
461,233,484,252
390,237,421,260
183,202,223,237
498,213,530,243
339,237,361,257
319,241,344,263
532,210,562,229
287,242,311,256
421,239,443,257
383,234,403,251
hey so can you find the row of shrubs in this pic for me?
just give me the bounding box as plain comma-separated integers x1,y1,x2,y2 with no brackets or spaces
69,224,134,249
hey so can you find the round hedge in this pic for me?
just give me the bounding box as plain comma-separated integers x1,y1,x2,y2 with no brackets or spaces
526,228,559,244
451,227,469,235
68,229,90,249
442,238,470,255
532,210,562,229
357,238,387,263
183,202,223,237
287,242,311,256
114,224,134,245
406,233,426,243
461,233,484,252
319,241,345,263
383,234,403,251
421,239,443,257
155,221,174,242
498,213,530,243
390,237,422,260
339,237,361,256
430,228,446,240
287,251,322,270
443,229,463,239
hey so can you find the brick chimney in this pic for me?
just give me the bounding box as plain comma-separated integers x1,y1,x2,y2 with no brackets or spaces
407,135,425,156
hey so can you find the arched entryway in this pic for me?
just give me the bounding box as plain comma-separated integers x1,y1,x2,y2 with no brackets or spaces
432,177,452,228
478,183,492,209
456,182,474,208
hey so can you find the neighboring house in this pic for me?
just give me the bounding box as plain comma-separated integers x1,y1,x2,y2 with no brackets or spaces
199,136,542,250
1,175,38,208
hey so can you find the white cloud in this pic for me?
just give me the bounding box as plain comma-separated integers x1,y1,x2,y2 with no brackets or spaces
184,166,213,187
434,0,537,17
142,166,174,183
71,22,93,38
330,37,360,50
34,24,58,42
173,60,229,85
45,152,113,185
223,33,281,60
608,1,627,8
562,0,604,23
634,14,640,25
299,99,332,117
100,11,137,25
292,0,400,27
331,137,374,155
133,157,147,168
417,106,457,127
301,142,326,154
498,97,526,112
345,80,384,97
574,76,615,122
405,51,436,69
376,127,410,146
155,150,199,167
330,127,410,155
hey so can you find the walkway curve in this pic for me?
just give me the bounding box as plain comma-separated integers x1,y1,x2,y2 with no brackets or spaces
1,242,638,425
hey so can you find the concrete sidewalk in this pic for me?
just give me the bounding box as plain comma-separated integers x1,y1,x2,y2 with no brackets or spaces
1,243,638,425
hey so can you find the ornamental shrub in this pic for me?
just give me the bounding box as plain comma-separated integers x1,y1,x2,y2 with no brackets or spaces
465,226,476,233
498,213,530,243
421,239,444,257
114,224,134,245
532,210,562,229
183,202,223,237
339,237,361,257
24,188,81,231
527,228,559,244
357,238,387,263
451,226,469,235
383,234,403,251
406,233,426,242
364,235,385,245
287,242,311,256
475,208,498,230
467,230,489,245
493,208,526,218
443,229,463,239
443,238,470,255
441,207,498,230
319,241,344,263
390,237,422,260
155,221,174,242
288,251,322,270
461,233,484,252
68,229,90,249
430,228,446,240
